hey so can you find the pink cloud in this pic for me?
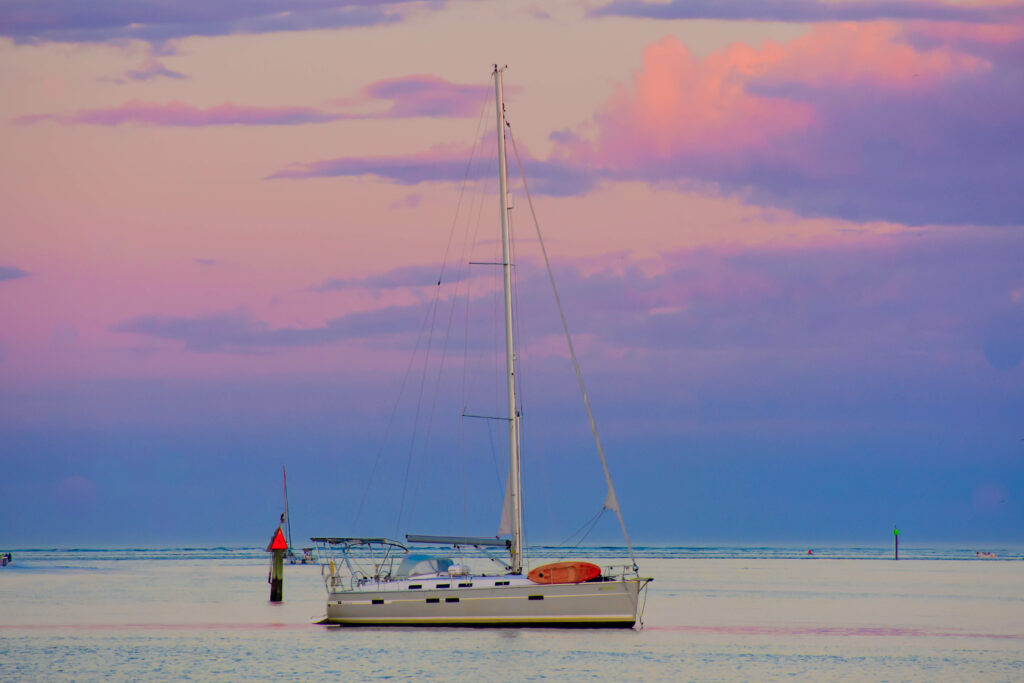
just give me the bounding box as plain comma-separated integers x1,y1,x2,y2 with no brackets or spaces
593,36,815,167
764,21,987,87
261,23,1021,224
559,21,1024,225
590,24,984,169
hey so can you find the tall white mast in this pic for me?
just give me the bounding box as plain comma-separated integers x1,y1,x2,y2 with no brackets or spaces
494,65,523,573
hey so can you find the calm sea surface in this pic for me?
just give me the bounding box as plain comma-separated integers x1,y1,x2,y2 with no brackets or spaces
1,546,1022,681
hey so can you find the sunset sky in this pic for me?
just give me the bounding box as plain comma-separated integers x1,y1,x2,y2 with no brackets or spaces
2,0,1022,547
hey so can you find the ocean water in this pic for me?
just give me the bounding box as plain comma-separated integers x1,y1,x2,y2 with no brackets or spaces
1,547,1022,681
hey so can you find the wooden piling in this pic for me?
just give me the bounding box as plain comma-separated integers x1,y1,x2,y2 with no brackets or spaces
266,524,288,602
270,549,284,602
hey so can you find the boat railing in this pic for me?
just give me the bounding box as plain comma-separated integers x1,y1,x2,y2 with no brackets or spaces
312,537,409,591
604,563,647,581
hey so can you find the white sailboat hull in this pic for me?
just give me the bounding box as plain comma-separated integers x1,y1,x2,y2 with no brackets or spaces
322,575,648,627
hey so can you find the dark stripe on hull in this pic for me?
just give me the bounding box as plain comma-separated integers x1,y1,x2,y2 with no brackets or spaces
320,619,637,628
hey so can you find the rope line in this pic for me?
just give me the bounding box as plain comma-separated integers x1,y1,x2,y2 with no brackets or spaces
508,127,637,569
393,84,492,536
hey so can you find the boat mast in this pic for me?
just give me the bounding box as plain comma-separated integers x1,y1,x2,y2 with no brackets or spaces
494,65,523,573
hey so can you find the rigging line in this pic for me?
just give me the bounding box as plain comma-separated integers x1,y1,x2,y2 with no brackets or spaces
488,192,503,450
506,177,559,554
486,418,503,498
457,97,492,540
395,83,491,537
407,256,468,531
508,127,638,569
508,191,526,421
406,244,464,528
394,275,445,537
460,400,467,538
435,78,493,288
459,206,474,539
507,185,532,567
461,99,496,417
502,119,533,571
408,93,493,533
352,283,438,529
460,130,495,428
555,507,606,561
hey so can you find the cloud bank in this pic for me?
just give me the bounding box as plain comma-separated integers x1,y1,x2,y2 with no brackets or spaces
0,266,30,282
17,101,347,126
269,141,598,196
314,263,460,292
16,75,486,127
267,21,1024,226
356,75,490,118
572,22,1024,225
111,229,1024,372
590,0,1024,23
112,306,425,352
0,0,424,45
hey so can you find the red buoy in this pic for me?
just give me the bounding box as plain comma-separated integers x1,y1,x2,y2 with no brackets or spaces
267,526,288,551
527,561,602,585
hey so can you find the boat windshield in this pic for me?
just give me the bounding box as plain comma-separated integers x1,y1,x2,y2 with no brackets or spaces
395,554,454,578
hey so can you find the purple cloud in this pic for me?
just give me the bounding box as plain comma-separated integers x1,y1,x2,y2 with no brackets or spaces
112,227,1024,374
0,1,420,46
18,75,488,127
269,149,482,184
264,23,1024,224
112,306,426,352
16,101,346,126
120,59,187,82
535,24,1024,227
390,193,422,209
360,75,490,118
98,60,187,84
532,230,1024,374
725,70,1024,226
270,145,597,196
16,101,344,127
314,264,465,292
0,265,29,282
589,0,1024,23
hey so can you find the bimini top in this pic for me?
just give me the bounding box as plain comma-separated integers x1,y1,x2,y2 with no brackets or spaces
395,554,455,578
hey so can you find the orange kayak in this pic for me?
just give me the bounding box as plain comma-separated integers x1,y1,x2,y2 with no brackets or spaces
527,561,602,584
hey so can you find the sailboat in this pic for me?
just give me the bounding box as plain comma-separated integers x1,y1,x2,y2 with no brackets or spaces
282,466,315,565
313,66,651,627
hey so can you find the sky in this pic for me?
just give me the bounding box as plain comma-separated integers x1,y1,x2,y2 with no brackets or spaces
1,0,1022,548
